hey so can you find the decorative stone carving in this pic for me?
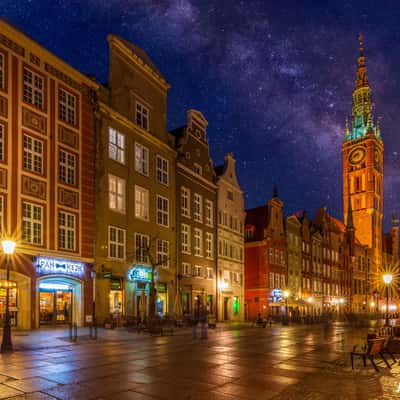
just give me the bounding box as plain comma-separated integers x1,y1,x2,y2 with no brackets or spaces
22,107,46,135
0,33,24,56
30,53,40,67
44,63,81,92
59,125,79,149
0,168,6,189
22,175,46,199
58,187,78,209
0,96,7,118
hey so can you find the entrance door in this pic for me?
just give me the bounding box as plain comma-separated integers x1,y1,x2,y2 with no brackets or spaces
223,297,229,321
39,289,72,326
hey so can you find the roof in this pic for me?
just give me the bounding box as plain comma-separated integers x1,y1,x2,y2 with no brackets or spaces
245,205,268,241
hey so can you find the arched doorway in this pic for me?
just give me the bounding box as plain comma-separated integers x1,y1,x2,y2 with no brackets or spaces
37,275,83,327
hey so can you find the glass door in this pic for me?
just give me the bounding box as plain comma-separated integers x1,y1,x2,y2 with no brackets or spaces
0,283,17,327
40,289,72,326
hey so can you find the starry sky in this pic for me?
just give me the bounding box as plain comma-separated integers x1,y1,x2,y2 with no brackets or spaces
3,1,400,229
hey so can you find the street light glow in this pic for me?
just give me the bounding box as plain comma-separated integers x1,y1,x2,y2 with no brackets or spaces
1,240,16,255
283,290,289,298
383,274,393,285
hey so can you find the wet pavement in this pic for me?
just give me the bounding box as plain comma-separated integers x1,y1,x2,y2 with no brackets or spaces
0,322,399,399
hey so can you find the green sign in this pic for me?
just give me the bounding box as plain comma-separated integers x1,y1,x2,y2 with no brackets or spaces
110,279,121,290
233,296,239,315
103,272,112,279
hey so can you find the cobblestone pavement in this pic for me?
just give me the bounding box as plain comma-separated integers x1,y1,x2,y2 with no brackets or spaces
0,323,399,399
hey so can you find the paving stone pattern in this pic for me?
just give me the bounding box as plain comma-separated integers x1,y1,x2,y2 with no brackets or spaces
0,323,399,399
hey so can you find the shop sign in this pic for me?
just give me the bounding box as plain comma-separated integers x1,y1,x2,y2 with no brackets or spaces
110,278,121,290
127,266,152,282
271,288,282,302
36,257,85,277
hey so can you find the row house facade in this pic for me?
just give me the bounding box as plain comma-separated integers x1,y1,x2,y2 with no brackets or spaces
94,35,177,324
0,19,97,329
215,153,245,321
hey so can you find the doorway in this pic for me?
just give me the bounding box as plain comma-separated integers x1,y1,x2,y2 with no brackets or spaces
223,297,229,321
39,286,72,325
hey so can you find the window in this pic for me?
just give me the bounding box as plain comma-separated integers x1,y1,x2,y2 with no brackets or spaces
205,200,213,226
0,53,4,89
206,268,213,279
157,196,169,227
232,272,240,284
22,202,43,245
58,211,75,251
194,193,202,222
0,123,4,161
108,127,125,164
23,135,43,174
59,150,76,185
205,232,213,259
181,187,190,218
23,67,43,109
136,102,149,130
135,186,149,221
268,248,274,263
0,196,3,235
193,265,202,277
108,226,125,260
156,156,169,185
227,191,234,201
157,239,169,268
59,89,76,125
109,175,126,213
181,224,190,254
269,272,274,288
194,228,203,256
135,233,149,263
182,262,191,276
135,143,149,175
194,163,202,175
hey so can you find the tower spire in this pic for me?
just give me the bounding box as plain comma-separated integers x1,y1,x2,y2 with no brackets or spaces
346,192,354,230
356,32,369,89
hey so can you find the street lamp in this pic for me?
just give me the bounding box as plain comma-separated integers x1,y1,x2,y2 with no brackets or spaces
1,240,16,352
383,273,393,327
283,290,289,325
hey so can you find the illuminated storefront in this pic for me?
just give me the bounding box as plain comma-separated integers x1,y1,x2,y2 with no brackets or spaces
0,280,17,327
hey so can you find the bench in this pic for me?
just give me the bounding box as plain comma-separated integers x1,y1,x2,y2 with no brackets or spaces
350,338,391,371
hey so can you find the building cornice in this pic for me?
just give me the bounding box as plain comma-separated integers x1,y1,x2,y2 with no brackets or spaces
19,247,95,264
177,163,218,190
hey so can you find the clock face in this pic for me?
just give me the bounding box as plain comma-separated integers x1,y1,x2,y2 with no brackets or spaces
349,147,366,165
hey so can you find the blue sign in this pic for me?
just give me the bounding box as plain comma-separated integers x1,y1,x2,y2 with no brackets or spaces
271,288,282,302
36,257,85,277
127,266,152,282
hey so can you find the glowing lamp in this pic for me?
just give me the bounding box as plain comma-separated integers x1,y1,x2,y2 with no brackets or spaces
1,240,16,255
307,297,313,303
283,290,290,298
383,274,393,285
339,298,345,304
370,301,375,308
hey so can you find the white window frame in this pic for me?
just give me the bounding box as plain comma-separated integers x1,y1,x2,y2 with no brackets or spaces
182,262,191,276
24,135,43,174
108,127,125,164
181,223,191,254
193,193,202,222
0,195,4,235
206,268,213,279
59,149,76,185
135,233,149,263
0,53,4,90
157,195,169,227
135,102,149,131
23,67,44,109
108,226,126,260
181,187,190,218
135,185,149,221
135,143,149,176
59,88,76,125
58,211,76,251
205,232,213,259
194,228,203,257
205,199,213,226
0,123,4,161
157,239,169,268
22,202,43,245
156,155,169,186
108,174,126,213
193,265,203,278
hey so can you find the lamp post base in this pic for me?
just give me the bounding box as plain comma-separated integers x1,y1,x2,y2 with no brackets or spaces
1,323,13,352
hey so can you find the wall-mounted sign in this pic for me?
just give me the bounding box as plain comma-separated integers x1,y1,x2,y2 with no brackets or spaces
127,266,152,282
271,288,282,302
36,257,85,277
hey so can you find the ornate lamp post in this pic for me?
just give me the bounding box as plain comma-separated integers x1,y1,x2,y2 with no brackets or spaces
1,240,16,352
383,274,393,327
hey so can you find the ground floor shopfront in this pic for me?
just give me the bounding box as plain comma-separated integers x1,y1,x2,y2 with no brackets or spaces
0,254,94,329
217,288,244,321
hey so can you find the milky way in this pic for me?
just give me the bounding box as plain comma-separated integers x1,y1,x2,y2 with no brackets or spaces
3,0,400,230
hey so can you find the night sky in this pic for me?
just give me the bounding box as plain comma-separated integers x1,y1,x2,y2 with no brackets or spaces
3,1,400,229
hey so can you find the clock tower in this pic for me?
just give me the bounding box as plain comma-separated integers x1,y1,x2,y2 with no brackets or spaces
342,34,383,269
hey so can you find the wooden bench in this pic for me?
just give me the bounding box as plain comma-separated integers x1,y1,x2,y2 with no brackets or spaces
350,338,391,371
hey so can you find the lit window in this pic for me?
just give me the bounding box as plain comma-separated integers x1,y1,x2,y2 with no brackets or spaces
108,175,126,213
206,268,213,279
156,155,169,185
58,211,75,251
205,232,213,259
135,102,149,130
0,123,4,161
23,135,43,174
135,186,149,221
182,262,191,276
0,195,4,235
59,88,76,125
22,202,43,245
181,224,190,254
194,193,202,222
181,187,190,218
108,226,125,260
59,150,76,185
23,67,44,109
135,233,149,263
193,265,202,277
157,196,169,227
135,143,149,175
0,53,4,89
108,127,125,164
194,228,203,257
157,239,169,268
205,199,213,226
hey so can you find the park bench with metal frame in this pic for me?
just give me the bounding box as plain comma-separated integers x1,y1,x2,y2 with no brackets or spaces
350,338,391,371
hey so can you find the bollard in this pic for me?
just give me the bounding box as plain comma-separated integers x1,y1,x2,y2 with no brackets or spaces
93,324,98,340
69,322,73,341
89,323,93,338
73,322,78,341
